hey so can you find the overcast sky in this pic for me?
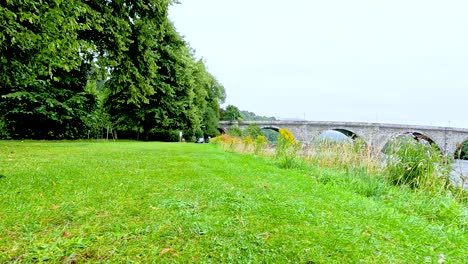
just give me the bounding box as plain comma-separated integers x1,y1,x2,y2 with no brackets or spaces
169,0,468,128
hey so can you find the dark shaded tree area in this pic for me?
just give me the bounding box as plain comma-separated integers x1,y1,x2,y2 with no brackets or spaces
0,0,225,140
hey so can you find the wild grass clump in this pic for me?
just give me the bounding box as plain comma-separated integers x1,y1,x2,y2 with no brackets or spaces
384,138,451,192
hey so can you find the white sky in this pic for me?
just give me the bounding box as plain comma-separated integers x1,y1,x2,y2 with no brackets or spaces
169,0,468,128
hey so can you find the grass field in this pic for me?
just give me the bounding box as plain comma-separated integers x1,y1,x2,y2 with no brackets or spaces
0,141,467,263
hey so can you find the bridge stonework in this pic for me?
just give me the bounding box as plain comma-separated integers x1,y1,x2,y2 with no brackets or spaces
219,121,468,157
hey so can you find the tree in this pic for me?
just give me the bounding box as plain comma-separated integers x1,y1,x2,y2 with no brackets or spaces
222,105,242,121
103,19,218,138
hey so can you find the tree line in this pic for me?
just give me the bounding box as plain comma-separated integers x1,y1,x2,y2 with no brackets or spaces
0,0,226,140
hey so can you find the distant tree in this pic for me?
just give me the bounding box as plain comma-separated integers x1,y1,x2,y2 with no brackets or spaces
222,105,242,121
240,111,276,121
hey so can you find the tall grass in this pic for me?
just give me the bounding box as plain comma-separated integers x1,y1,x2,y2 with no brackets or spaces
303,139,381,174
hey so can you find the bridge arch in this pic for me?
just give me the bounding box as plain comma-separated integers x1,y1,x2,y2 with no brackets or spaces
260,126,281,132
259,126,282,143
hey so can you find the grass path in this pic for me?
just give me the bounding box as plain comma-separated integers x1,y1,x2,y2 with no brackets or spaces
0,141,467,263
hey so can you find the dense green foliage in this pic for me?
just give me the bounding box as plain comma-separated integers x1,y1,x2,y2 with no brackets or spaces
0,0,98,139
0,0,225,140
1,141,466,262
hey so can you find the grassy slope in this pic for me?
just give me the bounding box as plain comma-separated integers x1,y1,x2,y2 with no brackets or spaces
0,141,466,263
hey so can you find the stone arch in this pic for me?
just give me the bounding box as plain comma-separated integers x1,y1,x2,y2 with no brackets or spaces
331,128,360,140
217,127,226,134
407,131,441,152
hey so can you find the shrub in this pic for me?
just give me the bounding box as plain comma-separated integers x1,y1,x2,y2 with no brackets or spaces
276,128,301,169
227,125,243,137
246,123,262,138
385,138,451,190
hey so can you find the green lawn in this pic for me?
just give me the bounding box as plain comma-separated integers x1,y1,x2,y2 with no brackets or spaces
0,141,467,263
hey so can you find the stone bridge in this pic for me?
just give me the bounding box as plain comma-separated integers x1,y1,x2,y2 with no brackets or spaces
219,121,468,157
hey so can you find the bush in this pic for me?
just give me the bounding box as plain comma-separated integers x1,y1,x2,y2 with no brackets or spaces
385,138,451,190
227,125,243,137
246,123,261,138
